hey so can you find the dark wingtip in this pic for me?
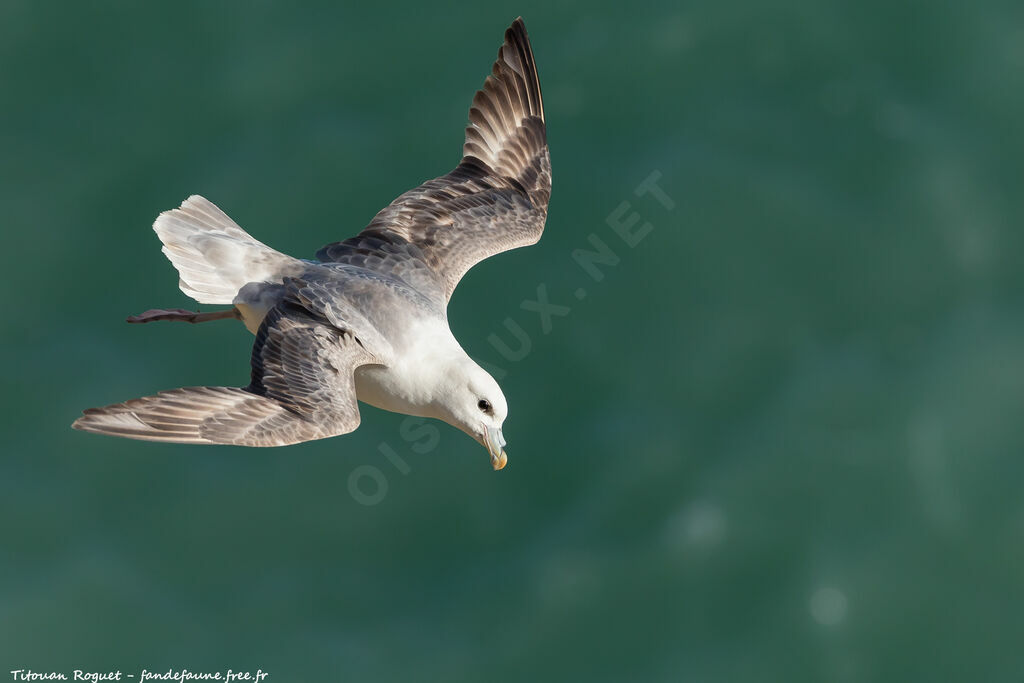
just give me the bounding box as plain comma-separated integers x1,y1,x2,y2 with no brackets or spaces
507,17,528,42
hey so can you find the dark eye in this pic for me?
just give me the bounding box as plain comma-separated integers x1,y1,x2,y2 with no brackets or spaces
478,399,492,414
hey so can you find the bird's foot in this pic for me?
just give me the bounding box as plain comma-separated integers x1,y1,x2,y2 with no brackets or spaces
126,308,239,324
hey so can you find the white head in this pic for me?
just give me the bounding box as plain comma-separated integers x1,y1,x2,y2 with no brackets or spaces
434,357,509,470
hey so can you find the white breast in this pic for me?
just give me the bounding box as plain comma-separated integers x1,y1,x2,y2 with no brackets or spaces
353,317,463,418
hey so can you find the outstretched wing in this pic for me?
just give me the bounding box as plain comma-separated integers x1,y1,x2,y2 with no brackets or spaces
317,17,550,303
72,300,379,446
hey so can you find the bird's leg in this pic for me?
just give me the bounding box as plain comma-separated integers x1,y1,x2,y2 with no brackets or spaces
126,307,241,324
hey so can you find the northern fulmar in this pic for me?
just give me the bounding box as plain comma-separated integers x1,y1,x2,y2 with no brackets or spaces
72,17,550,470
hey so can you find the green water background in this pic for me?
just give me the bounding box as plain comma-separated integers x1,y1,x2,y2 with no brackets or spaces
2,1,1024,680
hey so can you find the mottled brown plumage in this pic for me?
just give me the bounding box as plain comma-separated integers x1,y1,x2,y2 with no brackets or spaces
74,295,378,445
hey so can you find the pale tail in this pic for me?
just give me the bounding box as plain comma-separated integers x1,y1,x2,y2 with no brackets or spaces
154,195,300,305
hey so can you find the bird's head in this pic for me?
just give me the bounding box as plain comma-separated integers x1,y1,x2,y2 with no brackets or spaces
436,358,508,470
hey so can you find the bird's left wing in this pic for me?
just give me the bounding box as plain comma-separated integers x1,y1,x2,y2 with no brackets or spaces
316,17,550,303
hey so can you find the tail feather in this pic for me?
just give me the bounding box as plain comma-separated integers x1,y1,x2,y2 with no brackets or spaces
153,196,301,305
72,386,321,447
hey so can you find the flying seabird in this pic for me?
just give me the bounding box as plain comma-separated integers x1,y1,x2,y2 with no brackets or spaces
72,17,550,470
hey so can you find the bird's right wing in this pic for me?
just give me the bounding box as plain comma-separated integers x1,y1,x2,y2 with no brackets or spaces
73,298,380,446
245,298,379,431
